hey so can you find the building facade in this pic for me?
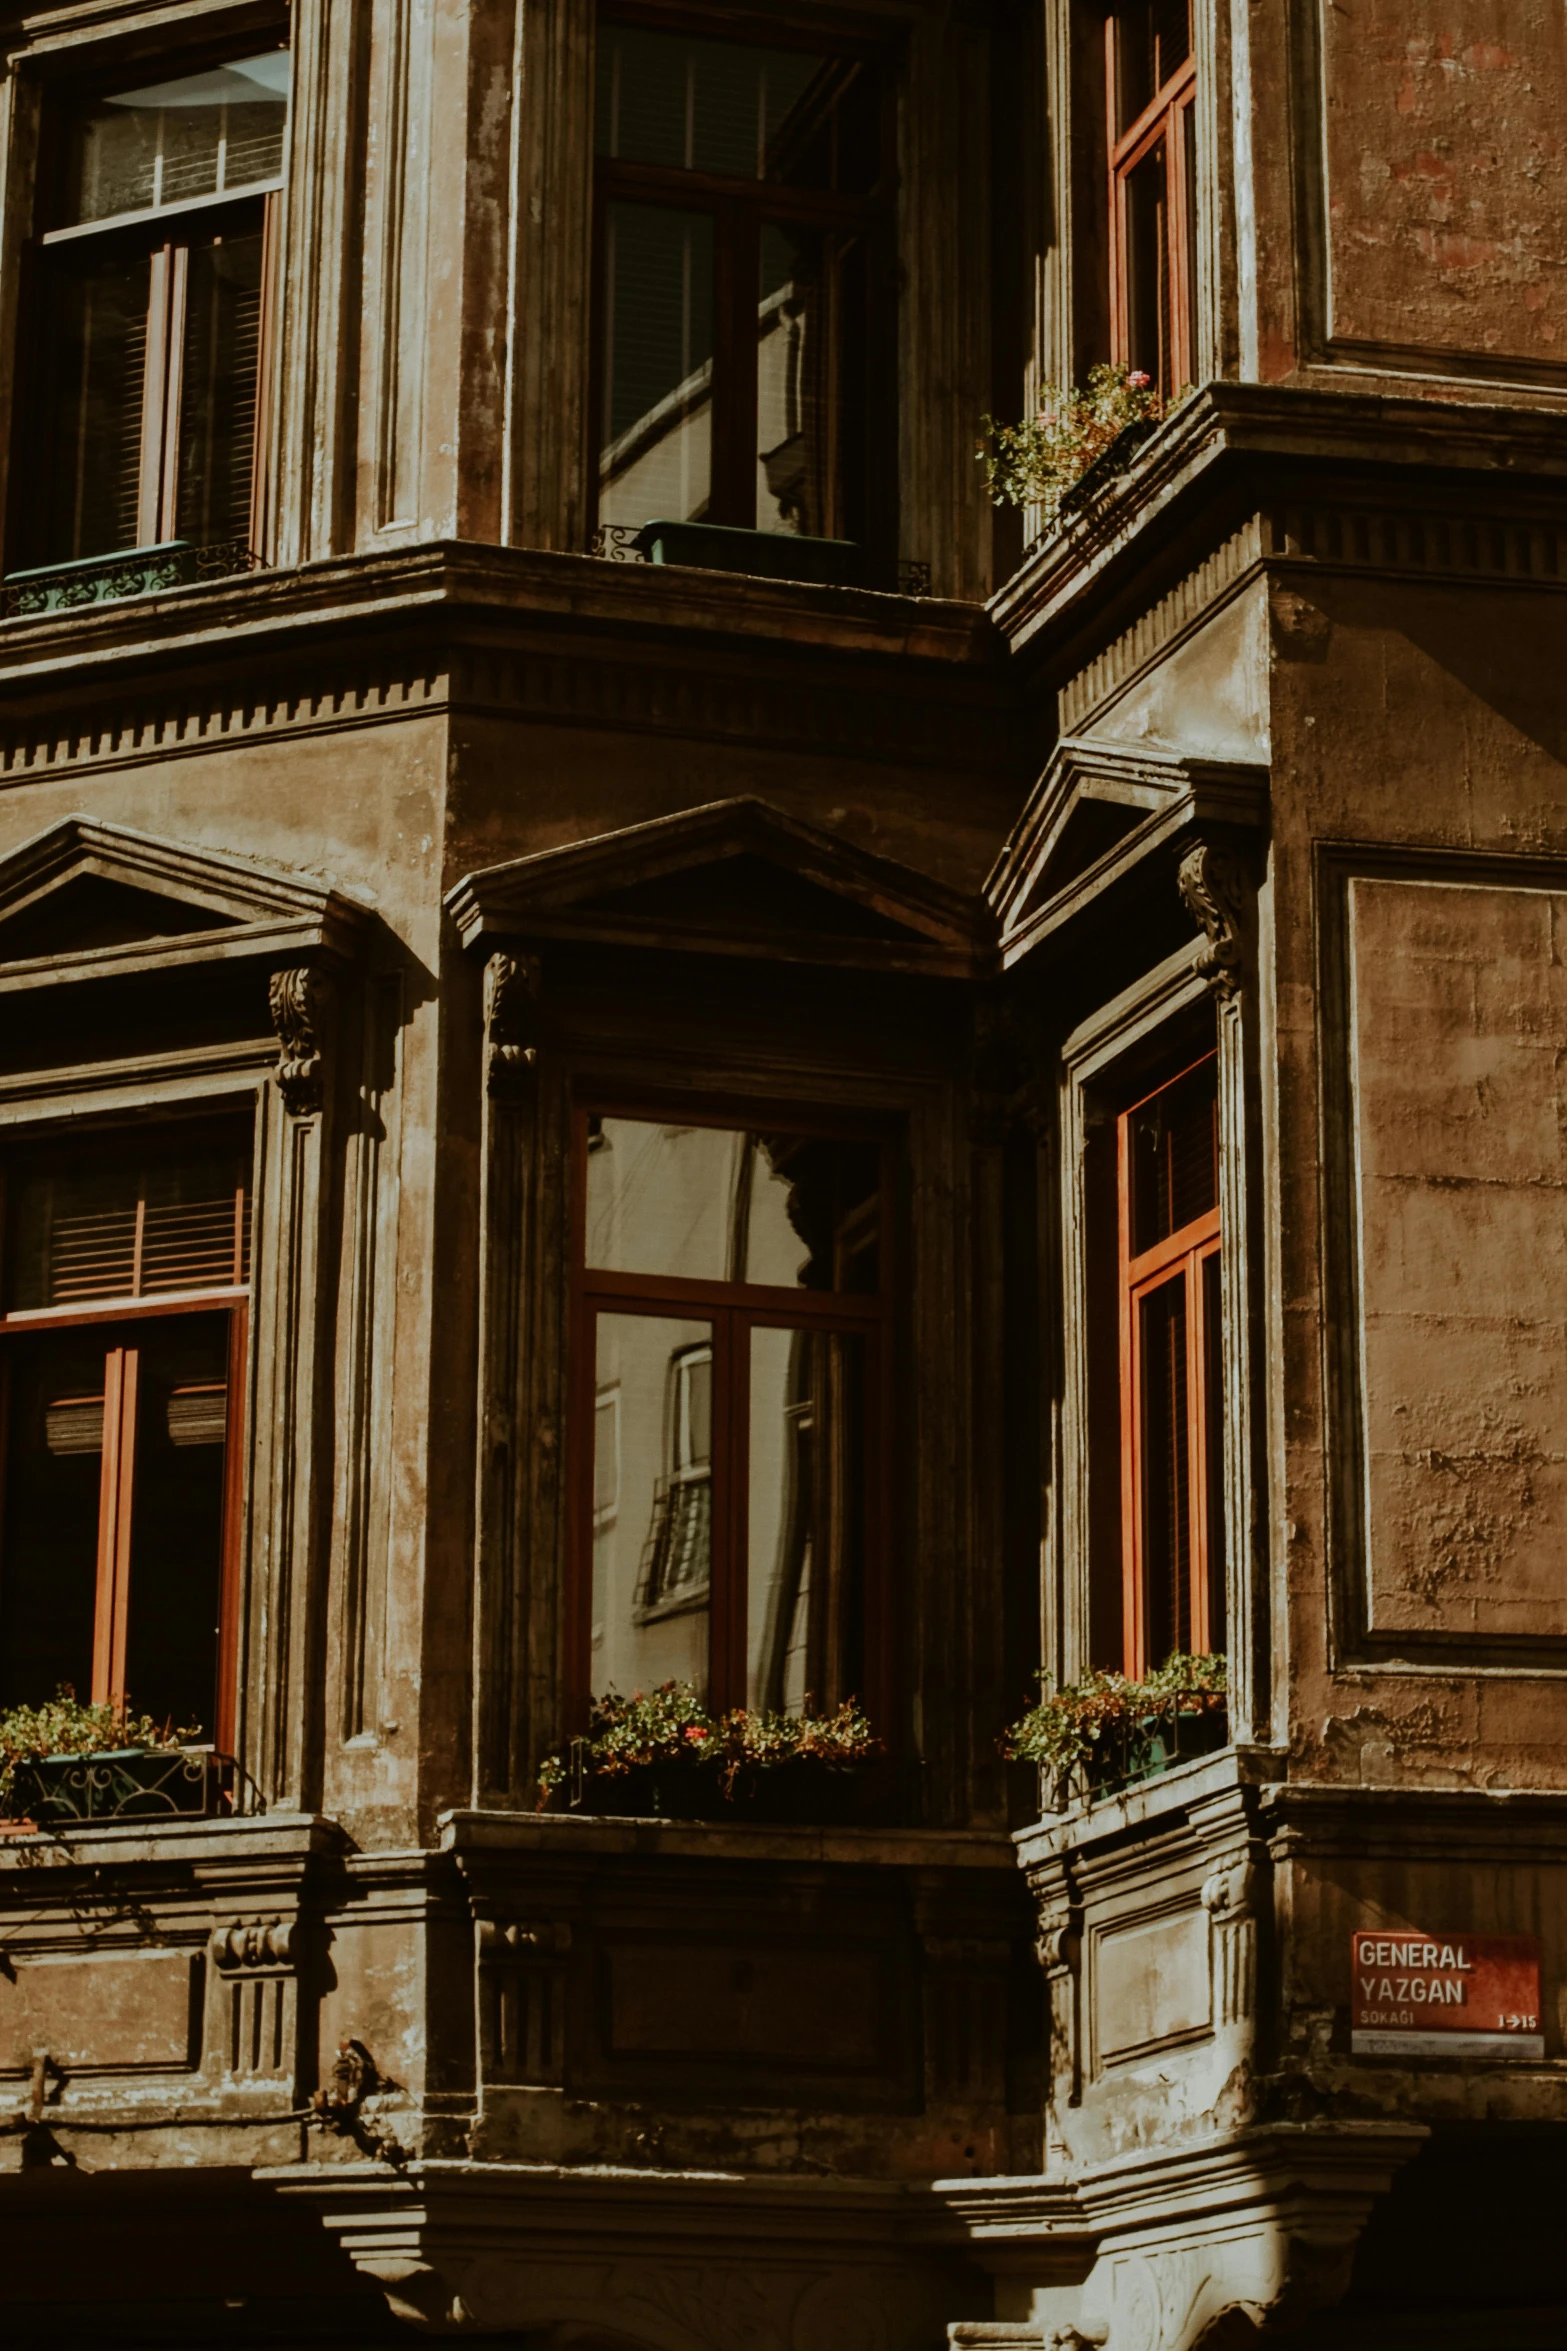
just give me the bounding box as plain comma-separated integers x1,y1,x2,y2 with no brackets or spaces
0,0,1565,2343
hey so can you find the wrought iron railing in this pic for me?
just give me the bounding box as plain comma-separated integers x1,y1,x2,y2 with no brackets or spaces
588,522,932,597
1,539,262,621
1078,1699,1229,1805
7,1745,263,1826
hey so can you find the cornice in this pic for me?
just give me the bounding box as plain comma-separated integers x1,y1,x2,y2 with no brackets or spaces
990,382,1567,665
0,540,1002,691
0,545,1017,788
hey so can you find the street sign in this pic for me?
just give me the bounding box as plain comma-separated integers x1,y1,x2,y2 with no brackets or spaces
1351,1930,1543,2059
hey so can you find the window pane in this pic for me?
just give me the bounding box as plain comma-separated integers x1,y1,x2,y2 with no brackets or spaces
748,1325,865,1714
40,246,150,563
758,222,866,543
176,228,265,547
1139,1276,1190,1663
597,203,713,530
5,1116,252,1312
595,27,830,184
0,1331,106,1708
1201,1247,1226,1651
1128,1056,1217,1254
591,1312,714,1701
586,1118,879,1292
1124,136,1170,394
122,1313,229,1733
65,51,290,227
1116,0,1190,134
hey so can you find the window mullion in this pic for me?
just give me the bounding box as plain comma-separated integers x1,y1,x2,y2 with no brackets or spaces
714,1305,749,1710
136,245,175,549
1183,1245,1209,1655
92,1341,138,1707
159,240,190,543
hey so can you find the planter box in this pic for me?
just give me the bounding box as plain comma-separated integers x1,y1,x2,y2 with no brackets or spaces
7,1746,235,1826
553,1760,884,1827
1083,1705,1229,1802
631,519,860,589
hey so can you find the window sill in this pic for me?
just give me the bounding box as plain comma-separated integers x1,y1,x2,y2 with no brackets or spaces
442,1806,1020,1872
1014,1741,1288,1864
2,539,261,619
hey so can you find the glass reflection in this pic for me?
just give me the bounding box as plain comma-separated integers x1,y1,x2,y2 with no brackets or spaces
585,1117,879,1292
597,204,713,530
595,28,827,182
592,1312,714,1700
756,222,865,542
67,51,290,228
748,1326,865,1714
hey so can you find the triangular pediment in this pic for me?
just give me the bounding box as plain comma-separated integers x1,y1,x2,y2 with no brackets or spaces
987,739,1268,965
0,816,374,989
447,799,987,976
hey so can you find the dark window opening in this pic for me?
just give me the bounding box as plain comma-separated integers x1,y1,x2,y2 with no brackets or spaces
13,48,286,582
1116,1053,1223,1674
1107,0,1196,398
0,1114,252,1745
591,17,893,572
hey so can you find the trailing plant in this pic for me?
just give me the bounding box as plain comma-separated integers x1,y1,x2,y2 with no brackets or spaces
0,1687,199,1807
1003,1651,1228,1807
977,363,1168,526
536,1681,882,1808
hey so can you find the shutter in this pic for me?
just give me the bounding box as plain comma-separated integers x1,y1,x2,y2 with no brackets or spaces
5,1118,252,1312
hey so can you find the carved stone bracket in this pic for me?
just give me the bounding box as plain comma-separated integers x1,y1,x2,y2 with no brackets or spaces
209,1917,295,1970
483,951,540,1099
270,965,326,1113
1201,1854,1262,2032
1176,843,1247,1005
206,1914,299,2082
478,1916,572,2087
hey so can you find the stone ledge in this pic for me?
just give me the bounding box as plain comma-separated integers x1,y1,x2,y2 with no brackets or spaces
440,1808,1023,1872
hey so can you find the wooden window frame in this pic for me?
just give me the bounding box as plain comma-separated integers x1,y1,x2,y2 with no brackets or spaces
1105,2,1197,397
15,38,287,572
566,1096,892,1725
0,1145,252,1754
588,10,897,555
1115,1052,1220,1678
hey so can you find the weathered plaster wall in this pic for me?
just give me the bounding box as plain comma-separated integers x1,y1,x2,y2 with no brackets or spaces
1264,563,1567,1784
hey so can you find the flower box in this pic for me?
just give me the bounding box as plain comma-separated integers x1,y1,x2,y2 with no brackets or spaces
8,1744,234,1825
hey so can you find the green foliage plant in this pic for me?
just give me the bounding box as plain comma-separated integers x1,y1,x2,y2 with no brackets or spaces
0,1686,199,1808
1003,1651,1228,1808
536,1681,882,1808
977,363,1167,526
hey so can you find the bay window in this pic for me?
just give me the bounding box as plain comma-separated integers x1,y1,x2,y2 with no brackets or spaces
571,1109,887,1719
0,1114,252,1746
592,16,893,577
10,47,287,594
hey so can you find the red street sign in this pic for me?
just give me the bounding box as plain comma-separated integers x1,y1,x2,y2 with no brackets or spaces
1351,1930,1543,2059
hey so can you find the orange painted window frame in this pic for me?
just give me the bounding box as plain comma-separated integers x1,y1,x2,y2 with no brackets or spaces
1115,1055,1221,1679
1105,6,1198,398
0,1174,251,1752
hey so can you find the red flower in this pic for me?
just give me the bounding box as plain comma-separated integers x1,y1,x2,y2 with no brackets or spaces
1126,370,1152,389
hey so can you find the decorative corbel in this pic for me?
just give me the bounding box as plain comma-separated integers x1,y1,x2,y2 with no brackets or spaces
269,966,326,1114
1177,842,1248,1005
483,951,540,1100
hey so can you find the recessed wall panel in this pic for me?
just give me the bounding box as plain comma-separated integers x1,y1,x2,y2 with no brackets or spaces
1320,0,1567,373
1348,875,1567,1641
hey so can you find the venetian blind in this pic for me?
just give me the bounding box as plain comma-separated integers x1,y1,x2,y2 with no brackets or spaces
5,1118,253,1312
